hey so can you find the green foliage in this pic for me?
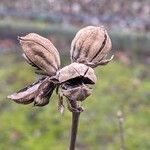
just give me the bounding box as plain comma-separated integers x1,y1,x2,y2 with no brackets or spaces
0,53,149,150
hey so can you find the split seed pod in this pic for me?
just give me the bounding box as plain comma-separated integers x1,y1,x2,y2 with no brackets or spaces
7,78,44,104
70,26,113,67
58,62,97,84
34,77,56,106
58,63,96,102
19,33,60,76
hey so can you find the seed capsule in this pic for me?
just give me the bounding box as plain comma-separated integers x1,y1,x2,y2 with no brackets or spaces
19,33,60,76
34,78,56,106
7,78,44,104
61,84,92,102
70,26,112,67
58,62,97,84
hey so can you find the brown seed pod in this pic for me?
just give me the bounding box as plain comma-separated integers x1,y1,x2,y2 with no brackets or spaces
70,26,112,67
34,78,56,106
61,84,92,102
57,62,96,112
7,78,44,104
57,62,97,84
19,33,60,76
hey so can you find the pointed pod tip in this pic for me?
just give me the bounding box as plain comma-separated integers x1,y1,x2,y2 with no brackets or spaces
110,55,114,60
17,36,25,42
17,36,21,40
7,94,17,100
7,95,11,99
7,93,18,100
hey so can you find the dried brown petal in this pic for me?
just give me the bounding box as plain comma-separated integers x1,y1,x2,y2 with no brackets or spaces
70,26,112,67
19,33,60,76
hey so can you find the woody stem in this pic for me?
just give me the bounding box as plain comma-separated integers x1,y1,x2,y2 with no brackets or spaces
69,112,80,150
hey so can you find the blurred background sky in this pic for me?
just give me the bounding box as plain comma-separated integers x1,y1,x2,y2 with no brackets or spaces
0,0,150,60
0,1,149,150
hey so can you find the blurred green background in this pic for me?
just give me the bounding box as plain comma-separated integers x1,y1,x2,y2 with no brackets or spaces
0,0,149,150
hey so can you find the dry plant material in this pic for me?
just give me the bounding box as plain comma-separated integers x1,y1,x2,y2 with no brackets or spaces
71,26,113,67
8,26,113,149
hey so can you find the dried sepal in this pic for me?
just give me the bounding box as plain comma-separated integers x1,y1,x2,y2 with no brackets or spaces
88,55,114,68
66,99,84,113
34,78,56,106
19,33,60,76
7,78,44,104
70,26,113,68
58,92,65,114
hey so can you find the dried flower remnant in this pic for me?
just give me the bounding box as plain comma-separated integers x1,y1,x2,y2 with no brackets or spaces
7,26,113,150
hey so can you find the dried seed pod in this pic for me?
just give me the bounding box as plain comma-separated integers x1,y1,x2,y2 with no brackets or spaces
19,33,60,76
70,26,112,67
7,78,44,104
57,62,97,84
34,78,56,106
61,84,92,101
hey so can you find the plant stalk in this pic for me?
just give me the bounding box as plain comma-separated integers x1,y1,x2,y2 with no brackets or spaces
69,112,80,150
117,110,125,150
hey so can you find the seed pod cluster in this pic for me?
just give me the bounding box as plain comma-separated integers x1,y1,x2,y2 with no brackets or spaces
8,25,113,112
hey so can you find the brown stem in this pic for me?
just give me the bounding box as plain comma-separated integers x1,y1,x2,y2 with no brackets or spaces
117,110,125,150
69,112,80,150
